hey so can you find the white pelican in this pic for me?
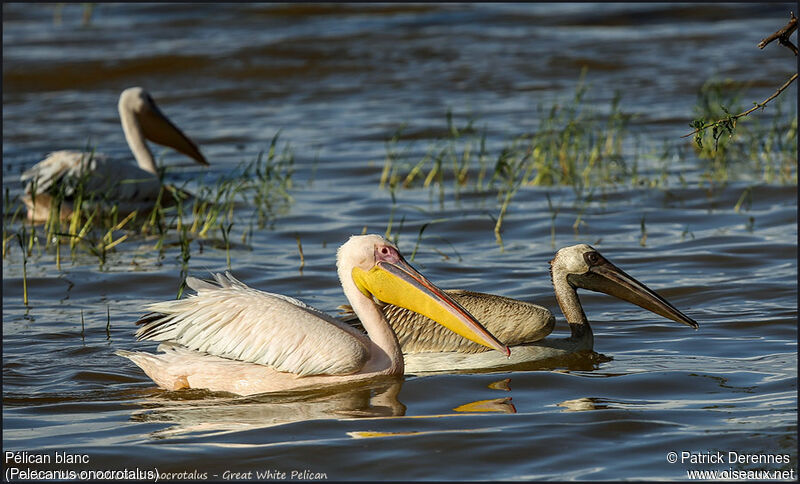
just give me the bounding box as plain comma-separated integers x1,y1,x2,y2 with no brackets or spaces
343,244,698,373
116,234,509,395
20,87,208,223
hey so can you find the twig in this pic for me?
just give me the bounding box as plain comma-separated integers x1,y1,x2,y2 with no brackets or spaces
684,12,798,141
758,12,798,56
682,73,798,139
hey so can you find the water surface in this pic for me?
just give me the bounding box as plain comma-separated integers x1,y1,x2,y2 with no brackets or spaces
2,3,797,481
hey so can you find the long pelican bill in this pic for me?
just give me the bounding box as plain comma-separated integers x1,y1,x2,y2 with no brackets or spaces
569,254,699,329
352,252,510,356
139,96,208,166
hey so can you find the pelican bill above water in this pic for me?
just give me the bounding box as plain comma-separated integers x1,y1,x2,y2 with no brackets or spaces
343,244,698,373
117,234,508,396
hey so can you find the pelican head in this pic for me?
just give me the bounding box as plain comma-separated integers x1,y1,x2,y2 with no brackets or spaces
338,235,510,355
118,87,208,171
550,244,698,328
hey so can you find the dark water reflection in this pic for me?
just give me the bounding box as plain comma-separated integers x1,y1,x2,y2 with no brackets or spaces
3,2,797,481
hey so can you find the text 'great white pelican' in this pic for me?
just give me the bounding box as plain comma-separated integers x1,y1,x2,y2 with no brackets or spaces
20,87,208,223
117,234,508,395
343,244,698,373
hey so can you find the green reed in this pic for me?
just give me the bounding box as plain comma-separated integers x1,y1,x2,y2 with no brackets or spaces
15,229,29,305
105,305,111,340
692,79,797,185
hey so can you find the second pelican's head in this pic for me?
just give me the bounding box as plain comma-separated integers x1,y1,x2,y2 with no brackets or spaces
338,234,509,355
550,244,698,328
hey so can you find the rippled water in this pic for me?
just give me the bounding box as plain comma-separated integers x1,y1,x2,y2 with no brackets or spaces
3,3,797,481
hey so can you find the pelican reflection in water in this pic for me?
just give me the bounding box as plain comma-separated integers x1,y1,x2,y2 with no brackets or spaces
118,234,508,396
129,377,516,438
21,87,208,223
343,244,698,373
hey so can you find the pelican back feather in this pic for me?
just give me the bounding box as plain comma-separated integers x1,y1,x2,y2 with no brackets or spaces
135,272,370,377
21,150,161,202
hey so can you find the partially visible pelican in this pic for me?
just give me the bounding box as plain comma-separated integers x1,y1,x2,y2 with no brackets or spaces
117,234,509,395
343,244,698,373
20,87,208,223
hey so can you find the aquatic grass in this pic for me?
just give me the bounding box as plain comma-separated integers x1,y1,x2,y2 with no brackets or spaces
373,71,795,246
427,234,463,262
639,214,647,247
221,221,233,270
2,189,24,259
3,133,296,275
374,75,641,245
176,225,192,299
247,133,296,230
734,185,754,213
295,233,305,273
379,73,795,198
691,79,797,185
409,223,430,261
15,229,29,305
379,123,410,190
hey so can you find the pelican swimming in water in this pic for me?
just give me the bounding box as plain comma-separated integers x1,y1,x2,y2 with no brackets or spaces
117,234,509,395
20,87,208,223
342,244,698,373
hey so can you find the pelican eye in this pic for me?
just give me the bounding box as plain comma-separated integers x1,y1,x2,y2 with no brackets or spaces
584,251,602,266
375,244,401,264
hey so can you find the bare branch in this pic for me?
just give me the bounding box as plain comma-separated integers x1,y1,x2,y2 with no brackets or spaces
682,73,798,139
684,12,798,141
758,11,798,55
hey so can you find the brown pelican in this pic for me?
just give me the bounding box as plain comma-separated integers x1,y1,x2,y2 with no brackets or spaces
117,234,508,395
20,87,208,223
342,244,698,373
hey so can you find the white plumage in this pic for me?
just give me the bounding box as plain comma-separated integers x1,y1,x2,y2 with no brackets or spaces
136,273,370,377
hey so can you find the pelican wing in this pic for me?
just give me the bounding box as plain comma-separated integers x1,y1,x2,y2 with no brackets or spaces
21,150,161,201
21,151,103,195
135,272,370,377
